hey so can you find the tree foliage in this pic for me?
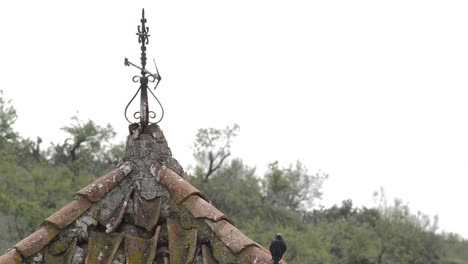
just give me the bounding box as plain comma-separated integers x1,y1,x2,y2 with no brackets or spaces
0,93,467,263
263,161,327,211
193,124,239,182
190,124,468,264
0,91,123,250
0,90,17,142
50,116,119,177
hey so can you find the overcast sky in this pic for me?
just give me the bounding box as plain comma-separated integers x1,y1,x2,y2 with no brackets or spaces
1,1,468,237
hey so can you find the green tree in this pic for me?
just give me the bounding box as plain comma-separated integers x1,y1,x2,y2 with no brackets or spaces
193,124,239,182
442,233,468,263
0,90,20,166
372,189,443,264
0,159,76,239
49,116,121,177
1,94,464,263
0,93,122,251
263,161,328,211
0,90,17,142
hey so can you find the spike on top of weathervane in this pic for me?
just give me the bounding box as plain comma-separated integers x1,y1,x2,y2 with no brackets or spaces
137,8,150,70
124,9,163,131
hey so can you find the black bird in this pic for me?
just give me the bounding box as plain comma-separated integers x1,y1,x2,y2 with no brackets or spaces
269,233,286,264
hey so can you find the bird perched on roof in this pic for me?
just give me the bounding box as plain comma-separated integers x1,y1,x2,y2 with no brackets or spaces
269,233,286,264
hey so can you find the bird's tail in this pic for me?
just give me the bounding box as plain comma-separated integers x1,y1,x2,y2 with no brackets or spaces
273,258,280,264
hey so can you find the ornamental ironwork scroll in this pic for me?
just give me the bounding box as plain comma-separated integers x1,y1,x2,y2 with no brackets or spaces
124,9,163,128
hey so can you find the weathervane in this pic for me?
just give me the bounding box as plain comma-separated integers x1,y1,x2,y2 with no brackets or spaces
124,9,163,129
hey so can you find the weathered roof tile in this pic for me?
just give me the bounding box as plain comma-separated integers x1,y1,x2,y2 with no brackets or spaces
15,224,60,258
168,217,198,264
124,225,160,264
92,181,131,228
133,196,162,232
119,223,139,237
44,237,77,264
182,195,231,224
43,197,92,230
85,231,123,264
77,162,133,202
0,249,22,264
240,245,273,264
157,166,209,203
105,187,133,233
204,219,259,254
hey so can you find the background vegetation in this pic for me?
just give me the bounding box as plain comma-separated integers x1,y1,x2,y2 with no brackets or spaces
1,91,467,263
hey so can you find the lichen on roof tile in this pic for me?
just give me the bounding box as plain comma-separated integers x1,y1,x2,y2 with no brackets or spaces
158,166,209,203
119,161,133,176
133,195,162,232
70,213,98,242
239,245,273,264
182,195,231,224
43,197,92,230
124,225,160,264
88,177,133,230
14,224,60,259
85,231,123,264
77,163,133,203
209,235,248,264
105,186,133,233
204,219,259,254
167,216,198,264
44,237,77,264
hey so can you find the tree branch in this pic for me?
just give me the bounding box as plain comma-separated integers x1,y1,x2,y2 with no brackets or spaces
204,151,215,182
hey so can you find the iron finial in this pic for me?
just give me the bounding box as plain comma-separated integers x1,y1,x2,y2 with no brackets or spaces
124,9,163,129
137,8,150,71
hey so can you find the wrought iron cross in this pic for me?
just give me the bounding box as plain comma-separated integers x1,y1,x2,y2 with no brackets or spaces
124,9,163,129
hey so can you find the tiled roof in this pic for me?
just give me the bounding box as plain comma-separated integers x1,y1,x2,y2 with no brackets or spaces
0,124,280,264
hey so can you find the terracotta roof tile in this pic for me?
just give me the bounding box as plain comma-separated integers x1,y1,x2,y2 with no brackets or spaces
85,231,123,264
133,196,162,232
240,245,273,264
158,164,279,263
14,224,60,258
124,225,160,264
119,223,139,237
182,195,231,224
157,166,209,203
44,237,77,264
0,249,22,264
105,186,133,233
204,219,259,254
168,217,198,263
43,197,92,230
77,162,133,202
92,181,132,229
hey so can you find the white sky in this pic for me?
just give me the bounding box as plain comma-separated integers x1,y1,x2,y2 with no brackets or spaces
1,1,468,237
